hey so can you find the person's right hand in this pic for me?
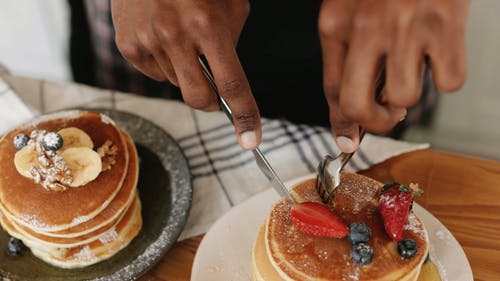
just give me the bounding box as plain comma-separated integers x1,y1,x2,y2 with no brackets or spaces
111,0,261,150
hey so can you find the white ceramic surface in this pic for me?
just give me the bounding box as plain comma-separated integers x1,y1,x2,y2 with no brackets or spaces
191,174,473,281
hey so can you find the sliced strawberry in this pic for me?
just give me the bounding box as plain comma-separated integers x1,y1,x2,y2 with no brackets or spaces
379,183,423,241
290,202,348,238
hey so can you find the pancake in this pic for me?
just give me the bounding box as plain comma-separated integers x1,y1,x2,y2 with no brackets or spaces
27,194,142,269
252,225,284,281
417,260,442,281
25,129,139,238
255,173,429,281
253,224,441,281
0,192,132,248
0,110,143,268
0,111,129,232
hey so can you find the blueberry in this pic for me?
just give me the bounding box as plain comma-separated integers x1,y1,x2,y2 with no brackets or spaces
348,222,371,244
351,243,373,265
398,238,418,259
13,134,29,150
42,132,63,151
7,237,26,256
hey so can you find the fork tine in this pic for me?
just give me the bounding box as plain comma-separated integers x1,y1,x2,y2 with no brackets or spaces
315,174,327,203
315,158,331,204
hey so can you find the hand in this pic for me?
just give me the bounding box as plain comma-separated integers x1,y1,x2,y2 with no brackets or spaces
111,0,261,150
318,0,470,153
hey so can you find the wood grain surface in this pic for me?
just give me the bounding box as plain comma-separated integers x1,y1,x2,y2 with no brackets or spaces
140,149,500,281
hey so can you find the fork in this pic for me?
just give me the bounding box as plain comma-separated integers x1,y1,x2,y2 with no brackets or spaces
316,66,386,204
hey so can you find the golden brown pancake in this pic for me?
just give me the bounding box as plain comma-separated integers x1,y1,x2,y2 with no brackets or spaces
12,194,142,269
256,173,429,281
0,193,131,248
252,225,284,281
0,110,143,268
0,111,129,232
253,224,440,281
417,260,442,281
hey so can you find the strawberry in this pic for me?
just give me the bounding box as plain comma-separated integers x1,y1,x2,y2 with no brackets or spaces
379,182,423,241
290,202,348,238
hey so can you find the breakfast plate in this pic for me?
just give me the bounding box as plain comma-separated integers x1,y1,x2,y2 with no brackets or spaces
0,109,192,280
191,174,473,281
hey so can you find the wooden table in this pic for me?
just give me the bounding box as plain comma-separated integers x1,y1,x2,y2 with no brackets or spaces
140,149,500,281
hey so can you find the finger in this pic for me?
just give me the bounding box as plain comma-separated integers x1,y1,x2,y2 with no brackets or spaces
168,48,219,112
115,35,167,81
130,55,168,82
146,53,178,86
330,101,359,153
137,25,179,85
320,40,359,153
385,40,424,108
318,0,360,152
340,26,406,133
152,23,219,112
201,34,261,150
381,87,408,122
427,24,467,93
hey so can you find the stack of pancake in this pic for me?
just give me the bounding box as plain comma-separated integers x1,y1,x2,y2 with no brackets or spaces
252,173,431,281
0,110,142,268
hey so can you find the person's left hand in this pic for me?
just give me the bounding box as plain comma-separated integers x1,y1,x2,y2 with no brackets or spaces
318,0,470,153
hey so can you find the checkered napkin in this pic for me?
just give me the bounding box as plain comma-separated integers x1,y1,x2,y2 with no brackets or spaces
0,78,37,135
0,75,429,240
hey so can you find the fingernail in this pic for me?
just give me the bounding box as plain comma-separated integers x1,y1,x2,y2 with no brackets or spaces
396,108,408,122
240,131,257,150
336,136,356,153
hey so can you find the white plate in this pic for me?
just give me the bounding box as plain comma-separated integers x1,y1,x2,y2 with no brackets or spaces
191,175,473,281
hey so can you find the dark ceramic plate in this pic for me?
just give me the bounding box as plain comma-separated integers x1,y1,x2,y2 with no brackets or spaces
0,108,192,280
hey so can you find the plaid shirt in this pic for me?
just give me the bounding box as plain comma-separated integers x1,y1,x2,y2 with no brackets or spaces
84,0,178,99
83,0,438,136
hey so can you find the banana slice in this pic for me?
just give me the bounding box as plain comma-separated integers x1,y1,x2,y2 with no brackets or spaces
58,127,94,150
14,146,38,178
61,147,102,187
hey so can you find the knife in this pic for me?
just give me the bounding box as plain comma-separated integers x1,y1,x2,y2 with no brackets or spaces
198,56,297,203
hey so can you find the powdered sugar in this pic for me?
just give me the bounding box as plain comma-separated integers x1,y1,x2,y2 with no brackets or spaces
42,132,62,149
71,216,89,225
341,261,360,281
380,193,396,209
429,246,449,281
435,229,453,245
98,227,118,244
333,174,379,213
74,245,96,261
100,113,115,125
404,212,426,239
21,214,50,229
21,130,73,191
